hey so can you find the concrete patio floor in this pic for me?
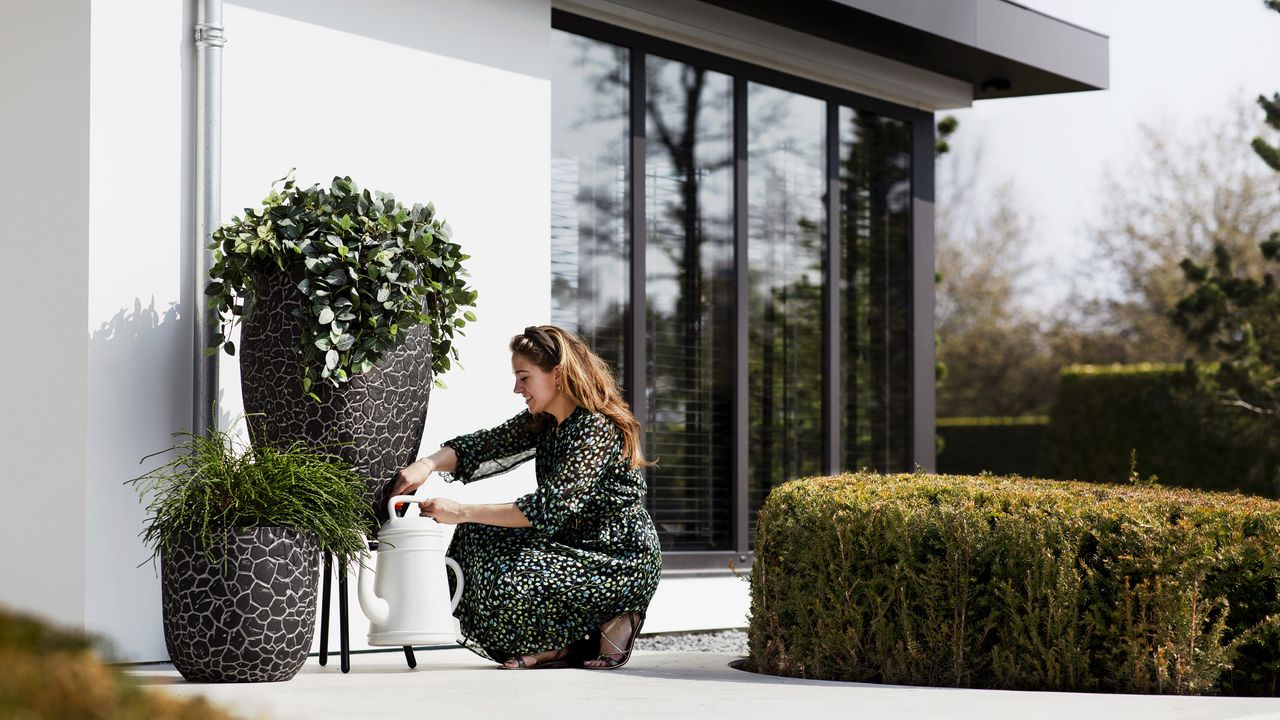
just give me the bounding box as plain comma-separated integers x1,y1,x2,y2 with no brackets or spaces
129,648,1280,720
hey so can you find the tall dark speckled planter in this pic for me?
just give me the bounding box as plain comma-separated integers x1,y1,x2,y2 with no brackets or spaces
162,528,319,683
239,272,432,519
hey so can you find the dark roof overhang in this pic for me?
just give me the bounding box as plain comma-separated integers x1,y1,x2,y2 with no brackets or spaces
695,0,1108,100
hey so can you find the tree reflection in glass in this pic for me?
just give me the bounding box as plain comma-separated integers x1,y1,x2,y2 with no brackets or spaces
550,30,630,379
644,56,734,551
747,83,826,545
840,108,912,474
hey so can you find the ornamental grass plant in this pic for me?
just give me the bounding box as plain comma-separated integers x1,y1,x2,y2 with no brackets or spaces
750,472,1280,695
128,422,373,567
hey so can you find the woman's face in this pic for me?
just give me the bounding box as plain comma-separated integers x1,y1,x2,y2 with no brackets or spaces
512,352,559,415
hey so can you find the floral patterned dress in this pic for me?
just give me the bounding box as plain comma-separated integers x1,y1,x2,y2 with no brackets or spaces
440,406,662,662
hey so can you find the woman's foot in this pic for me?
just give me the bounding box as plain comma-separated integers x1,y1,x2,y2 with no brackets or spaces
583,612,644,670
501,646,572,669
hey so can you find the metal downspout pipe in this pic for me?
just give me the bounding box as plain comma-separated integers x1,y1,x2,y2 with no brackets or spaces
194,0,224,437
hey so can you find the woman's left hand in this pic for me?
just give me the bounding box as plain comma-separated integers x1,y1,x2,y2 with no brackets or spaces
418,497,467,525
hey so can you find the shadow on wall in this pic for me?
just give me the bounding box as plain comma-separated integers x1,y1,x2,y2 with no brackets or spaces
86,297,205,661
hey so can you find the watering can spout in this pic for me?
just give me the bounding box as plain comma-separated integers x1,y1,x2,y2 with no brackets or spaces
357,554,389,627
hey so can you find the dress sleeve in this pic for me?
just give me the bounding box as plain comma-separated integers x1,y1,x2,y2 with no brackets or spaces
514,413,618,536
439,410,540,484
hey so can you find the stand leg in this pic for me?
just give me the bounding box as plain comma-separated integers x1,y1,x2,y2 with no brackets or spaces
338,568,351,674
319,552,331,666
404,646,417,669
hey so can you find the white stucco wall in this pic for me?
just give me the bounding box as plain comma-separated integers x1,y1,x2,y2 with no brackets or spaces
0,0,92,634
3,0,555,663
83,0,192,663
2,0,751,664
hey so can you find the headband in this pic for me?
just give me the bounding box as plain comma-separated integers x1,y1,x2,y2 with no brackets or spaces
522,326,561,363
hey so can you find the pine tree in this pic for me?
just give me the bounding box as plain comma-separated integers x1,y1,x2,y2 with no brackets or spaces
1172,0,1280,432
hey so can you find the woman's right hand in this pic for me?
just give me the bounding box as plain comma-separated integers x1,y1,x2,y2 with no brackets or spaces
391,458,434,497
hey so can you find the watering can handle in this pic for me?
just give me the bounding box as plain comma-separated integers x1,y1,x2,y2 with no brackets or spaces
444,556,464,611
387,494,424,518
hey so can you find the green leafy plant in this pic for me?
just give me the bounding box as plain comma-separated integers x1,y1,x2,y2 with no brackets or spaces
1171,11,1280,453
751,471,1280,695
0,607,239,719
206,173,478,399
127,423,373,567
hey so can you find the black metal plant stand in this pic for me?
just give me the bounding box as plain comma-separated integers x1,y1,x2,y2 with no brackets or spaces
318,550,417,673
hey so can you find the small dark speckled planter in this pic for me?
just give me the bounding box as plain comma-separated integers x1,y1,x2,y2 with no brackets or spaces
161,527,319,683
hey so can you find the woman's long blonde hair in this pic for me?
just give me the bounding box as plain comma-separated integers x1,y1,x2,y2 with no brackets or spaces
510,325,651,468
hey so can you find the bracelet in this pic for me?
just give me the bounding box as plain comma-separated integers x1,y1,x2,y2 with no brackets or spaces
413,458,434,470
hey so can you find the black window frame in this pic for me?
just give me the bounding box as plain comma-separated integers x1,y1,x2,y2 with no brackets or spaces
552,10,935,573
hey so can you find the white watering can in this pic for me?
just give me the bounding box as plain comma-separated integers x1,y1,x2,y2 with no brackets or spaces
358,495,465,646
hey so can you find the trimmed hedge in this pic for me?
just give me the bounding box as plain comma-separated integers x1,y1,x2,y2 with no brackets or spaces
0,606,238,719
936,416,1048,477
750,472,1280,694
1041,363,1279,497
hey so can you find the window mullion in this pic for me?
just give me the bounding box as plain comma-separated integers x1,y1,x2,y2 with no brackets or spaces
824,102,841,475
733,75,749,556
628,48,648,446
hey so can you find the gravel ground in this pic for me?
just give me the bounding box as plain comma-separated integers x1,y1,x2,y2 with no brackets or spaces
635,629,748,655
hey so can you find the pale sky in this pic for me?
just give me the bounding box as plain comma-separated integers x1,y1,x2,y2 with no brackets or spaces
947,0,1280,310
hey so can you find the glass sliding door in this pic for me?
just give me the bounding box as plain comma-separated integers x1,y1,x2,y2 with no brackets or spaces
746,83,827,543
550,13,925,563
643,55,735,551
839,107,913,473
550,30,630,379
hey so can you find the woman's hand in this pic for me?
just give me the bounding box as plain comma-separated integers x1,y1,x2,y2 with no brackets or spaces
418,497,467,525
391,458,434,497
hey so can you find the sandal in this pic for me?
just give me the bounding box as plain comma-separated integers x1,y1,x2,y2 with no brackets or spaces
583,612,644,670
501,647,573,670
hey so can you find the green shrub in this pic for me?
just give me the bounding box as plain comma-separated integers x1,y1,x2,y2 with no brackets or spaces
936,416,1048,476
749,472,1280,695
0,606,239,719
1041,363,1280,497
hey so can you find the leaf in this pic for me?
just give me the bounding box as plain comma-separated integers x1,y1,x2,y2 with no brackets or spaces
376,288,391,303
325,349,339,370
335,334,355,352
223,341,236,357
318,307,335,325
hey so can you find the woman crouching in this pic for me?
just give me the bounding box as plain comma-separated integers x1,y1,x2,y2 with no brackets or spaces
390,324,661,669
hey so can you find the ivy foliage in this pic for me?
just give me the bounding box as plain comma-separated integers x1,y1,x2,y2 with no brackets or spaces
206,173,478,399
